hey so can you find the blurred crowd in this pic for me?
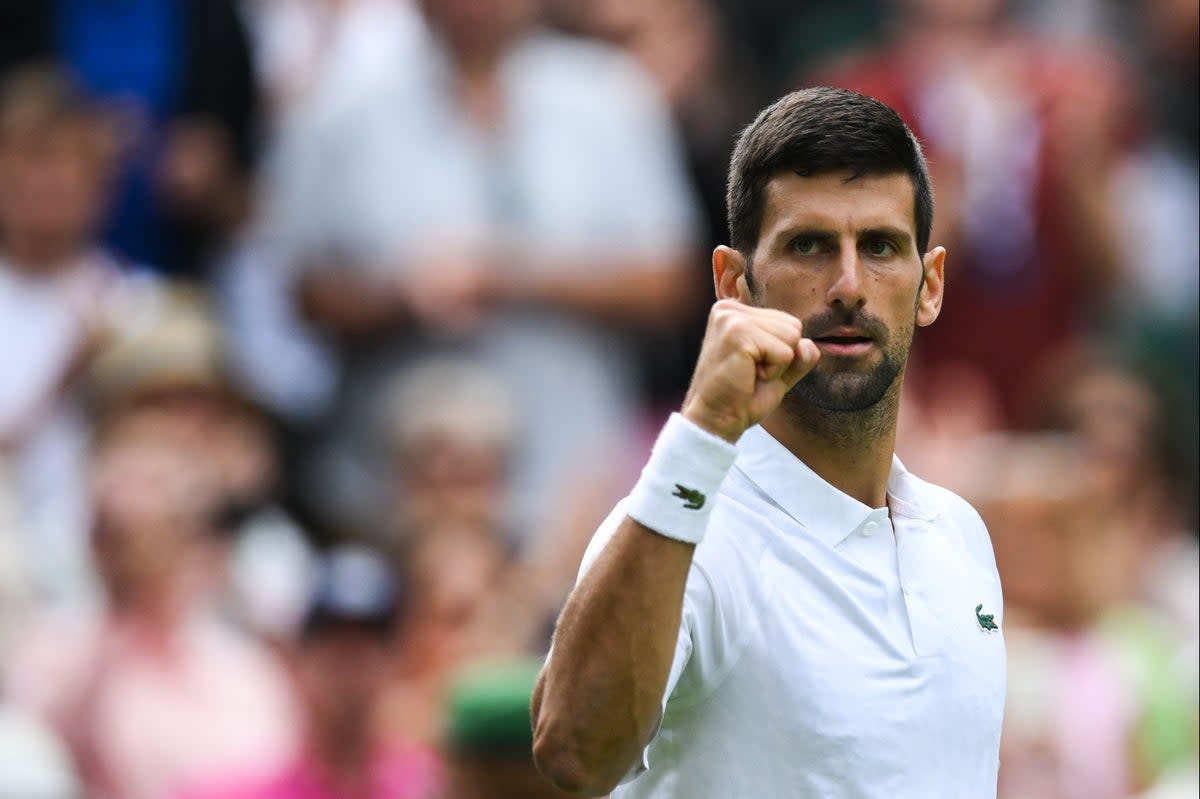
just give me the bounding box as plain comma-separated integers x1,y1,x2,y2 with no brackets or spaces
0,0,1195,797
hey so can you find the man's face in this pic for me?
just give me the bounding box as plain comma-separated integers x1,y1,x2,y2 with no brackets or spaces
0,119,109,260
89,433,217,604
298,624,390,731
732,170,943,413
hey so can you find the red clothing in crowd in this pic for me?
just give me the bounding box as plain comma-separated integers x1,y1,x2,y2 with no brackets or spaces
813,31,1136,421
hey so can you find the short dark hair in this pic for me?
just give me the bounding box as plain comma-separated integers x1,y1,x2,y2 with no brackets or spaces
726,87,934,256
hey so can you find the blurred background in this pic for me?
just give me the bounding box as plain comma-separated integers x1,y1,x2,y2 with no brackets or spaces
0,0,1195,797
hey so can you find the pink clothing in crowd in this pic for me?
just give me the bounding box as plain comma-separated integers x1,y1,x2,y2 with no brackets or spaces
178,743,443,799
5,610,300,799
1053,633,1136,799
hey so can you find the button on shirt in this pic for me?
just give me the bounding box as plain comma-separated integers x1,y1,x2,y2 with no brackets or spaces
577,425,1006,798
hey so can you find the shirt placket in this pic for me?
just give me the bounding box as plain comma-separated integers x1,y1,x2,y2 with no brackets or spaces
893,515,945,657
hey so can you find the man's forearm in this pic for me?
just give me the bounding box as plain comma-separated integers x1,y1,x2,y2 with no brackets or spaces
295,269,407,334
507,257,695,326
533,519,696,796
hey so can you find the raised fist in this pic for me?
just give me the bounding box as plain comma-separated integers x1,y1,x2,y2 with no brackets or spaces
681,299,821,443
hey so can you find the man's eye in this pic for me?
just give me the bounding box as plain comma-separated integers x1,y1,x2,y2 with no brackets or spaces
865,239,897,256
792,237,820,255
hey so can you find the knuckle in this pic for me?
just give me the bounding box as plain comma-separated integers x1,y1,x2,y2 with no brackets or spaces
710,301,737,328
719,314,751,340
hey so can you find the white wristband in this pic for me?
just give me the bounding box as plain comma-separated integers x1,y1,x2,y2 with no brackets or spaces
626,413,739,545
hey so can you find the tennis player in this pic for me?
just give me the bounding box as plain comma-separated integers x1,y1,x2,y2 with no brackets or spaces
532,87,1006,797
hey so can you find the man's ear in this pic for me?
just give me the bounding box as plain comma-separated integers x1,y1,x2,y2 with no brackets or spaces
916,246,945,327
713,245,752,302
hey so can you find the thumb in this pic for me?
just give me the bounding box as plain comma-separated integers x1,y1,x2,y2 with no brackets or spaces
779,339,821,389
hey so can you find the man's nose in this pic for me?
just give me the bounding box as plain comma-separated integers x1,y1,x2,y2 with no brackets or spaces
826,246,866,308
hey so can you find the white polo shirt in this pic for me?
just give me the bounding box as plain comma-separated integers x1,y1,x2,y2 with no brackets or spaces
577,425,1006,798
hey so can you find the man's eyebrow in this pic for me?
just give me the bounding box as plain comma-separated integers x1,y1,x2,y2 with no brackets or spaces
771,226,914,248
772,228,836,245
859,226,913,245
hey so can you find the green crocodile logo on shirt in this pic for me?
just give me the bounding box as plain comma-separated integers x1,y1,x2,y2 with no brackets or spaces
975,604,998,632
672,484,706,510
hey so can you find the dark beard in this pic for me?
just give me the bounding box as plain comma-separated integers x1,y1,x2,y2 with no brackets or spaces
784,303,907,413
784,346,905,412
780,345,906,448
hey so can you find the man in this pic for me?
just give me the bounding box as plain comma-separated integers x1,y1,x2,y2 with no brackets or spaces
0,0,259,278
532,87,1006,797
807,0,1135,424
269,0,699,538
6,412,299,799
0,64,124,604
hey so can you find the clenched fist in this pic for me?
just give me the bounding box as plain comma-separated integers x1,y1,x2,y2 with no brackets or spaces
681,299,821,443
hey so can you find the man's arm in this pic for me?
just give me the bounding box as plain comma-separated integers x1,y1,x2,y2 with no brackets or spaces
531,518,697,796
295,265,411,336
532,297,821,795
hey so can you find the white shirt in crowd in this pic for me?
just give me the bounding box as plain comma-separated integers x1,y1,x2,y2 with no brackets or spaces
577,424,1007,798
0,253,153,605
267,27,699,533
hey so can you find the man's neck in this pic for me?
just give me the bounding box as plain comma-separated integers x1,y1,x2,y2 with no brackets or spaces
760,385,901,509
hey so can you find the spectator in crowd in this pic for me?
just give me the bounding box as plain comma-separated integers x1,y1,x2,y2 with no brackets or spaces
268,0,700,538
440,658,574,798
1017,348,1199,668
964,434,1195,799
179,545,442,799
808,0,1137,423
0,65,157,605
379,357,598,657
551,0,769,410
3,407,299,799
0,0,260,278
1103,0,1199,522
380,515,511,749
83,285,319,644
213,0,426,431
998,0,1200,517
369,358,585,749
380,358,519,542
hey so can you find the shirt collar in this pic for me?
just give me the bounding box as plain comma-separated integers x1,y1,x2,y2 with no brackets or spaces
734,425,939,547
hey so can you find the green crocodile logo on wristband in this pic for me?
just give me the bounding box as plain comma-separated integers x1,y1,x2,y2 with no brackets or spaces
672,484,706,510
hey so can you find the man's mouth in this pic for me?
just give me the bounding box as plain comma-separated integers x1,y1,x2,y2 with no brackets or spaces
811,332,874,356
814,335,872,344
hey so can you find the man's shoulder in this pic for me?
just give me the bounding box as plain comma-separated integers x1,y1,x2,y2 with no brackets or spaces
708,471,782,538
907,472,985,525
902,472,998,572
